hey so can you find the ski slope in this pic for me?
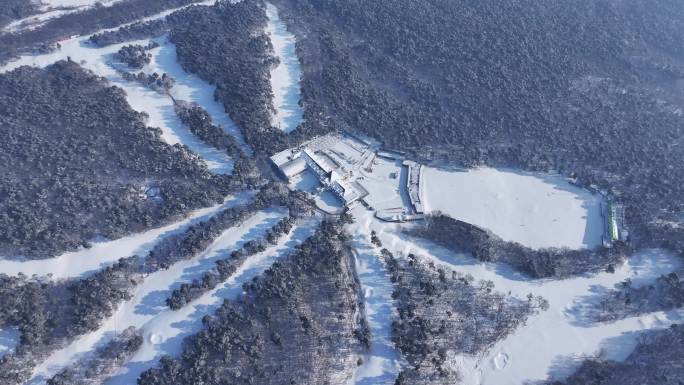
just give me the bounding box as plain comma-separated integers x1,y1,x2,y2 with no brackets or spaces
105,216,319,384
0,193,251,279
421,166,604,249
265,2,303,133
348,216,402,385
28,208,301,384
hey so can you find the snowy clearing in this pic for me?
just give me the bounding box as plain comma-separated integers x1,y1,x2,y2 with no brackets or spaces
0,193,251,279
421,166,604,249
350,205,683,385
265,2,303,133
1,31,238,173
29,208,299,384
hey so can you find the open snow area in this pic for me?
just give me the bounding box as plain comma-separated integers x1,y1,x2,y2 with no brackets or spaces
265,2,303,133
0,193,251,279
0,29,239,173
421,166,604,249
349,203,683,384
28,208,311,384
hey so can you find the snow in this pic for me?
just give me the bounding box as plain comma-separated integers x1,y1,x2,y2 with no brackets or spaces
0,327,21,359
265,2,303,133
350,205,684,385
347,219,402,385
421,166,604,249
28,208,312,384
0,31,237,174
0,193,252,279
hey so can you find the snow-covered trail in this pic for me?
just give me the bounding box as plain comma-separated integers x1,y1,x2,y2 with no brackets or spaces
29,208,295,384
0,2,239,172
0,192,251,280
3,0,124,33
104,216,319,384
347,223,402,385
1,35,234,173
348,205,683,385
143,37,251,153
265,2,303,133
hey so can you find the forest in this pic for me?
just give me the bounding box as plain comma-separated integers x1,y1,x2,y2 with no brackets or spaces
138,219,367,385
0,61,238,260
271,0,684,260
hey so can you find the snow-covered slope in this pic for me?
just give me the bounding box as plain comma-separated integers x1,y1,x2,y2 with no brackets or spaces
28,208,303,384
265,2,303,133
421,166,603,249
0,193,251,279
348,224,402,385
105,216,319,384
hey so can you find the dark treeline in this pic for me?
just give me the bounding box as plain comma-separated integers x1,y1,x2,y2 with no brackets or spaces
0,0,36,28
550,324,684,385
380,248,546,384
166,214,298,310
138,219,367,385
0,61,239,260
271,0,684,259
0,0,203,63
416,213,629,278
89,19,169,47
46,326,143,385
0,183,308,384
168,0,306,154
